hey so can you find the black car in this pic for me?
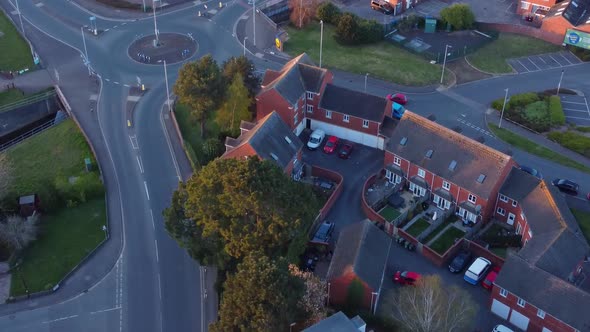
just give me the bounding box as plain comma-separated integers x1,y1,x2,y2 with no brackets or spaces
338,142,354,159
519,165,543,179
448,250,472,273
552,178,579,196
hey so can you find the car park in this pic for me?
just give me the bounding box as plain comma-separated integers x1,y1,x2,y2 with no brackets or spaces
307,129,325,150
519,165,543,179
448,250,472,273
387,93,408,105
393,271,421,285
338,142,354,159
482,266,500,290
464,257,491,285
551,178,579,196
323,135,339,154
311,221,335,244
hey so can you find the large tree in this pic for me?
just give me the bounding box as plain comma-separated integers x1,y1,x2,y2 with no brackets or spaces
173,55,223,138
289,0,320,28
387,275,477,332
289,264,327,325
215,74,252,136
440,4,475,30
0,214,39,252
221,56,260,97
164,158,321,268
210,255,305,332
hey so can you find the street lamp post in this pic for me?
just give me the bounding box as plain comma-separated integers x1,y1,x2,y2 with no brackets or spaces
319,20,324,68
289,322,296,332
371,292,379,315
299,0,303,28
364,73,368,93
498,88,509,129
253,0,256,46
152,0,160,45
327,282,331,306
80,26,91,76
557,69,565,95
440,44,452,84
243,37,248,56
15,0,25,37
163,60,172,113
142,0,146,12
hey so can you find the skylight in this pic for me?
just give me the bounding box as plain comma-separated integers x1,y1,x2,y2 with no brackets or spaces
400,137,408,146
284,136,292,144
270,153,279,161
448,160,457,171
476,174,486,184
425,150,433,158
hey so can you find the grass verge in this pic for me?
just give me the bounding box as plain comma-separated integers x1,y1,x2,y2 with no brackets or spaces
571,209,590,243
284,23,445,86
174,103,220,168
429,227,465,255
379,205,401,221
405,218,430,238
488,124,590,174
10,199,106,296
467,33,560,73
0,10,33,71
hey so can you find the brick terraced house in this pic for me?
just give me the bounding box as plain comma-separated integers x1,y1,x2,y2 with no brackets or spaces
541,0,590,36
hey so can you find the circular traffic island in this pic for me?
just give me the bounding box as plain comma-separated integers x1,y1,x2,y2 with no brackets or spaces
128,32,198,65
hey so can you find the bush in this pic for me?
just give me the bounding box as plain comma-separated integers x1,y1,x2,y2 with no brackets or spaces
576,126,590,133
548,131,590,158
358,19,384,44
481,234,522,247
569,45,590,62
549,95,565,126
507,92,540,110
54,172,104,206
491,98,504,111
440,4,475,30
316,2,341,25
396,14,422,32
335,13,359,45
522,100,550,132
201,138,224,165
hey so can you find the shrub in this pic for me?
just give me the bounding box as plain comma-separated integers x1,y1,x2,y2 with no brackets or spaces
549,95,565,126
440,4,475,30
316,2,341,25
491,98,504,111
522,100,550,132
357,19,384,44
335,13,359,45
481,234,521,247
54,172,104,206
202,138,224,165
507,92,540,110
396,14,422,32
548,131,590,158
576,126,590,133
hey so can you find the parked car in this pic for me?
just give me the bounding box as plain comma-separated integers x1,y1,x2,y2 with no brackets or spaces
387,93,408,105
519,165,543,179
492,324,514,332
323,135,339,154
587,192,590,200
482,266,501,290
307,129,325,150
370,0,393,14
393,271,421,285
551,178,579,196
338,142,354,159
311,221,335,244
448,250,472,273
464,257,491,285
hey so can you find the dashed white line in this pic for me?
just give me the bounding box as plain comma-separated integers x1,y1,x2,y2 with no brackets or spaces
144,181,150,200
91,307,122,315
150,209,155,230
157,274,162,300
113,81,120,85
113,25,118,29
104,28,110,32
129,135,139,149
154,239,160,262
123,84,131,87
43,315,78,324
136,155,144,173
105,78,111,82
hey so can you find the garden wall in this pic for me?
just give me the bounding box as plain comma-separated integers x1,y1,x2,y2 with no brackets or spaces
477,22,563,45
465,239,505,267
361,174,387,224
312,166,343,221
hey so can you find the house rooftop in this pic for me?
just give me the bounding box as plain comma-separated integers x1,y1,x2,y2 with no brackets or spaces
303,311,366,332
544,0,590,27
499,167,541,202
319,84,388,123
385,111,512,198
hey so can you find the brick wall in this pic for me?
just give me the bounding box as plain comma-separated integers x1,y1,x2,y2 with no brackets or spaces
361,174,387,223
465,239,505,267
312,166,343,220
477,22,564,45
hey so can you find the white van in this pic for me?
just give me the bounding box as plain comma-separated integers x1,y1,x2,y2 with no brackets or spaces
464,257,491,285
307,129,325,150
492,324,514,332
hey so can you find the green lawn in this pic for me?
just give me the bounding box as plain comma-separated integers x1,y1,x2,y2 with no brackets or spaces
467,33,560,73
284,23,446,86
10,198,106,296
174,103,220,168
0,10,34,71
405,218,431,238
490,247,508,259
429,226,465,255
422,221,447,244
379,205,401,221
488,124,590,174
0,88,25,108
571,209,590,242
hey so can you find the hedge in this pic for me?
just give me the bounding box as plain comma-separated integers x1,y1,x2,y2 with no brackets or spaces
548,131,590,158
549,95,565,126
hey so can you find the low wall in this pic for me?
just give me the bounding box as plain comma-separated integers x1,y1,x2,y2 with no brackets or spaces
465,239,505,267
397,229,418,246
312,166,343,221
421,238,463,267
361,174,387,224
477,22,564,45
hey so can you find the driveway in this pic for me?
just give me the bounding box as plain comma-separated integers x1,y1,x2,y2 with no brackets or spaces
508,51,583,74
560,94,590,126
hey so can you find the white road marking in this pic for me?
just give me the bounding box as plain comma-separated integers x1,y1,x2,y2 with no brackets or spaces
90,94,98,101
563,108,589,113
526,57,540,70
121,22,127,25
123,84,130,87
127,95,141,102
548,54,560,65
113,81,120,85
129,135,139,149
150,209,155,230
561,101,587,105
157,274,162,300
583,97,590,118
144,181,150,200
154,239,160,262
104,28,110,32
559,53,573,65
537,56,547,64
565,115,590,120
517,59,531,72
90,306,122,315
43,315,78,324
113,25,118,29
35,2,44,7
10,10,18,15
136,155,144,173
105,78,111,82
160,107,182,180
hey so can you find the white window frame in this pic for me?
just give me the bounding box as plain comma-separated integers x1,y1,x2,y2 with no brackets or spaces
499,194,508,203
516,222,522,235
521,1,530,10
497,207,506,216
306,105,313,113
326,110,332,119
512,199,517,207
343,114,350,123
537,309,545,319
517,297,526,308
294,113,298,125
468,193,476,204
499,288,508,298
442,181,450,191
385,170,392,181
417,168,426,178
362,119,369,128
306,91,313,100
394,156,401,166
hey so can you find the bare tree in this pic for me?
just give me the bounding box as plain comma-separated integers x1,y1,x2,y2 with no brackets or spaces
0,214,39,251
386,275,477,332
289,0,320,29
0,153,12,199
289,264,327,325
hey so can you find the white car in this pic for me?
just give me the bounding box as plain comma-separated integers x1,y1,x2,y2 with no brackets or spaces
307,129,325,150
492,325,514,332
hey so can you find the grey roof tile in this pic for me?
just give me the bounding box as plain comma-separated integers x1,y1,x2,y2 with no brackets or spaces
303,312,365,332
319,84,388,122
499,167,541,202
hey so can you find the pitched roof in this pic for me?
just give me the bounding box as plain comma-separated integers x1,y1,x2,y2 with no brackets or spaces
319,84,388,122
499,167,541,202
545,0,590,27
385,111,512,198
327,220,391,290
303,312,365,332
222,111,302,169
260,53,328,105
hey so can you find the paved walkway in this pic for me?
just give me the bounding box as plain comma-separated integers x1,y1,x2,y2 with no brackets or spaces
0,69,54,94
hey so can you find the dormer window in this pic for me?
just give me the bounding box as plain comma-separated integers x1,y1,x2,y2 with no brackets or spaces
306,92,313,100
448,160,457,171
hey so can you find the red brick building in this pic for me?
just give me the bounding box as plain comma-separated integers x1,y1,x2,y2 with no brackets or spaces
517,0,555,18
383,111,516,225
541,0,590,37
223,111,304,179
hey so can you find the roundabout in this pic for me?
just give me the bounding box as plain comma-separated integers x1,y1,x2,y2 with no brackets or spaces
128,32,198,64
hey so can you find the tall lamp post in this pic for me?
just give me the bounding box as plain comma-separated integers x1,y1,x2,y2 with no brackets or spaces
252,0,256,46
498,88,509,129
80,26,91,76
299,0,303,28
163,60,172,113
243,37,248,56
152,0,160,45
15,0,25,37
364,73,369,93
289,322,296,332
557,69,565,95
370,292,379,315
440,44,452,84
319,20,324,68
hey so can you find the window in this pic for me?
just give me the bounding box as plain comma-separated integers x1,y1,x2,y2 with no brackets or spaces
468,193,476,204
417,168,426,178
499,288,508,298
497,207,506,216
326,110,332,119
394,157,401,166
520,1,529,10
537,309,545,319
294,113,298,125
306,105,313,113
362,119,369,128
306,92,313,100
517,297,526,308
499,194,508,203
442,181,450,191
343,114,350,123
512,199,517,207
516,223,522,235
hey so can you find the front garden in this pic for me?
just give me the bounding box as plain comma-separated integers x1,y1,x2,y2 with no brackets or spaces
429,226,465,255
405,218,430,238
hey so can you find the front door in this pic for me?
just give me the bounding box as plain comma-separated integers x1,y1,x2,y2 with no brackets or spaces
406,0,412,10
305,118,311,129
507,213,516,226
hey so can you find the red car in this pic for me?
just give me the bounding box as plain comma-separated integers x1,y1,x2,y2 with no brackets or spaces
387,93,408,105
482,266,501,290
393,271,421,285
323,135,339,154
338,142,354,159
